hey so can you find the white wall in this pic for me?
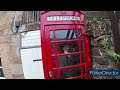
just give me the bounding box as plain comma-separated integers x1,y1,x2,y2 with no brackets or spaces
21,30,41,47
21,48,44,79
21,30,44,79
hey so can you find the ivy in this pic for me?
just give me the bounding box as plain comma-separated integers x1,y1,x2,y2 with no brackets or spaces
102,37,120,61
106,50,120,61
102,37,110,50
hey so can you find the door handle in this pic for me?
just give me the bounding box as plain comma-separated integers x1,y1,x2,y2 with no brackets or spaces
49,71,52,78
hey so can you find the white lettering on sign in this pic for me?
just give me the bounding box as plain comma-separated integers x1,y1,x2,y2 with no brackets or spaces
47,16,80,21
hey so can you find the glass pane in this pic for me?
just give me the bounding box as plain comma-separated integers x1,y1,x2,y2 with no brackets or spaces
52,56,56,68
56,42,79,54
80,42,84,51
82,66,85,75
51,43,55,54
82,52,85,63
50,31,54,41
78,29,82,39
53,70,58,79
0,68,4,77
55,30,77,40
58,54,80,67
61,67,81,79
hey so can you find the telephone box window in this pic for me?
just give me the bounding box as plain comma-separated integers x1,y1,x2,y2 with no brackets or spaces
56,42,80,54
82,52,85,63
58,54,80,67
61,67,81,79
52,56,56,68
51,43,55,54
48,28,87,79
50,31,54,41
53,70,58,79
55,30,77,40
82,66,85,75
78,29,82,39
80,42,84,51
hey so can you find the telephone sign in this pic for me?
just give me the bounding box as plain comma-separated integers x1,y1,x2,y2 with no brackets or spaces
47,16,80,21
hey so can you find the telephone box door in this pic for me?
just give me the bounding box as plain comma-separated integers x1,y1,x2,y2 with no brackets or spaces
44,25,91,79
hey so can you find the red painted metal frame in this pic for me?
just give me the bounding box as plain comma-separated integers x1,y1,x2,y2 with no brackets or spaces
40,11,92,79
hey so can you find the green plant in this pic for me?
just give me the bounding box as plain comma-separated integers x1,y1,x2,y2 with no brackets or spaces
102,37,120,60
95,17,104,21
106,50,120,61
102,37,110,50
87,29,93,36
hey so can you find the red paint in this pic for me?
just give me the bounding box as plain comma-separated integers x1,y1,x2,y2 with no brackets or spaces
40,11,92,79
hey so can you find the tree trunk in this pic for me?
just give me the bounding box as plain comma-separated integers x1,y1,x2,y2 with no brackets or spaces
107,11,120,53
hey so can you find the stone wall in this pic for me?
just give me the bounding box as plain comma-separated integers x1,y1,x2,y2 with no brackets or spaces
0,11,24,79
85,11,120,79
0,11,40,79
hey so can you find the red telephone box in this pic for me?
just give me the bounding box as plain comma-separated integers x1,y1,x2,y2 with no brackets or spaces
40,11,92,79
